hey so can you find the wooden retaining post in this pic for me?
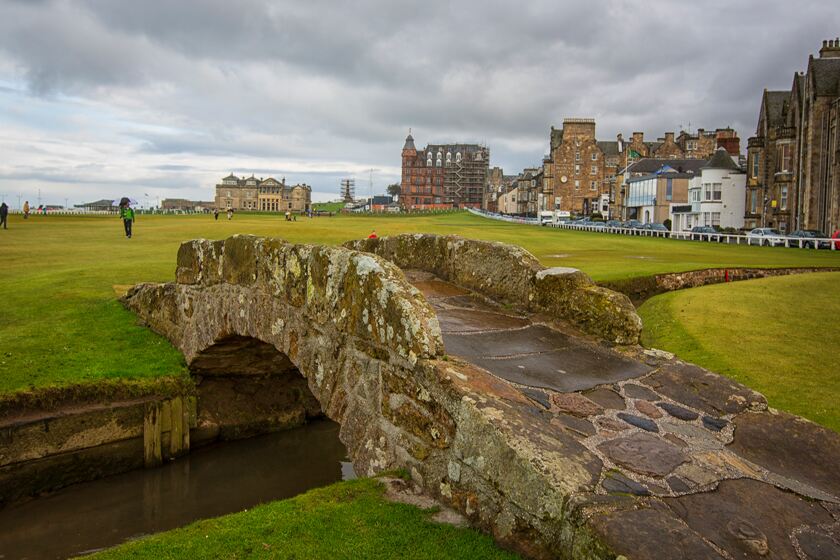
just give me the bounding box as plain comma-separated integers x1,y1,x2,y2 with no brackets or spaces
143,401,163,468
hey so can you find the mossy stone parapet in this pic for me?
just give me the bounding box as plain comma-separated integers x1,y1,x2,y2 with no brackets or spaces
346,234,642,344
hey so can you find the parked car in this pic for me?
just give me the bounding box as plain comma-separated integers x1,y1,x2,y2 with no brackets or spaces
787,230,831,249
589,221,607,229
747,228,785,246
623,220,643,229
690,226,722,242
643,223,670,236
605,220,622,228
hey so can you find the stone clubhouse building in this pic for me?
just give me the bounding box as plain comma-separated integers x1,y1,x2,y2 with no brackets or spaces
215,174,312,213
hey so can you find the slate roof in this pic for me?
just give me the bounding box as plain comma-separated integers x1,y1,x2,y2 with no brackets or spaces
764,91,789,127
703,147,742,171
624,158,707,176
597,141,620,156
403,133,416,151
810,57,840,96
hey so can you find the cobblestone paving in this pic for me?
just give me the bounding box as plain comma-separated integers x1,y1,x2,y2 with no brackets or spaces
408,269,840,560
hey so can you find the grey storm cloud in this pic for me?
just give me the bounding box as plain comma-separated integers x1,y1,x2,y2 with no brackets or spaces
0,0,838,203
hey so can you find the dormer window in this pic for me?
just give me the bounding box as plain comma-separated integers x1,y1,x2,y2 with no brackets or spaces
446,152,452,163
455,152,462,163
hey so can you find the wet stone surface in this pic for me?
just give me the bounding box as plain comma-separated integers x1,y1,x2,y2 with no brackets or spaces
634,400,662,419
728,411,840,499
551,414,597,437
617,413,659,432
622,383,660,401
598,433,687,477
583,387,626,410
658,401,699,421
520,387,551,409
435,308,531,334
550,392,603,418
795,527,840,560
646,362,767,416
406,272,840,557
602,472,651,496
701,415,728,431
666,478,835,560
442,324,571,358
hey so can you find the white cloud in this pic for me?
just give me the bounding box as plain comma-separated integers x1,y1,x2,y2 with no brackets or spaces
0,0,838,206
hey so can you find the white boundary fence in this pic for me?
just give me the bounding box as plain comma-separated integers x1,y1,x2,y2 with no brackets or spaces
468,208,839,251
467,208,541,225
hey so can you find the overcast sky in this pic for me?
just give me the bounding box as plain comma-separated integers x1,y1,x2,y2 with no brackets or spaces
0,0,838,207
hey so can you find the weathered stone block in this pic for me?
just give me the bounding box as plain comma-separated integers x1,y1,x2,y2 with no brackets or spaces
222,235,260,285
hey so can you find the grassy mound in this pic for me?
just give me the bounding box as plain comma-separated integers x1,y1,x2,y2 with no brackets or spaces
639,272,840,432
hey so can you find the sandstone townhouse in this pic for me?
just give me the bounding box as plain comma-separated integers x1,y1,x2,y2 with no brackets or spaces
745,39,840,234
540,119,740,217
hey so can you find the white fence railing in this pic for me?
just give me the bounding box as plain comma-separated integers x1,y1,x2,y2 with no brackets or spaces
555,222,839,250
468,209,839,251
467,208,541,225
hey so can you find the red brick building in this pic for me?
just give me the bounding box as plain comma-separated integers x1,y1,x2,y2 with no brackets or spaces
400,133,489,210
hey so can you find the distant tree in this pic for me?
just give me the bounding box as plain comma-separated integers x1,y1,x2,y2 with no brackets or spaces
386,183,401,197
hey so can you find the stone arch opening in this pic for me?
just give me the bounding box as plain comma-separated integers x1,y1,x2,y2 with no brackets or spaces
188,335,324,447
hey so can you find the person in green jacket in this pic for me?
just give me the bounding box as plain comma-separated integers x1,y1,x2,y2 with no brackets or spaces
119,198,135,238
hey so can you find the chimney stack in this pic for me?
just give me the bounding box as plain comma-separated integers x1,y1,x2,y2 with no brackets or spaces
819,38,840,58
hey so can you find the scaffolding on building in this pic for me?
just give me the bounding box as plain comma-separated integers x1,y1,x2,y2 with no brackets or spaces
340,178,355,203
443,146,489,207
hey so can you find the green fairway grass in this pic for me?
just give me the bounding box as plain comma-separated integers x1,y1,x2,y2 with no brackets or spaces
84,477,519,560
311,201,345,213
638,272,840,432
0,211,838,396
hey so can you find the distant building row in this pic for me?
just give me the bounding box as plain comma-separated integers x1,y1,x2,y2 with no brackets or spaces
481,120,740,218
400,122,740,216
215,174,312,213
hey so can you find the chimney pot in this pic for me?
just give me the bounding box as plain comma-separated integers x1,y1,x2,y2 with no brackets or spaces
823,40,828,48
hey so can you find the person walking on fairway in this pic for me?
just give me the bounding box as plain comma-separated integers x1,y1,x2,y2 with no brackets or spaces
214,208,219,221
23,201,30,219
0,202,8,229
368,230,378,239
119,198,135,238
226,208,233,220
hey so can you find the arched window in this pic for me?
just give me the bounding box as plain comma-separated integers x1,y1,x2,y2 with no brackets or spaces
426,153,432,166
446,152,452,163
455,152,462,163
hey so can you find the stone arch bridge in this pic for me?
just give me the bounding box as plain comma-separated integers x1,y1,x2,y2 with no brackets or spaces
124,234,840,560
